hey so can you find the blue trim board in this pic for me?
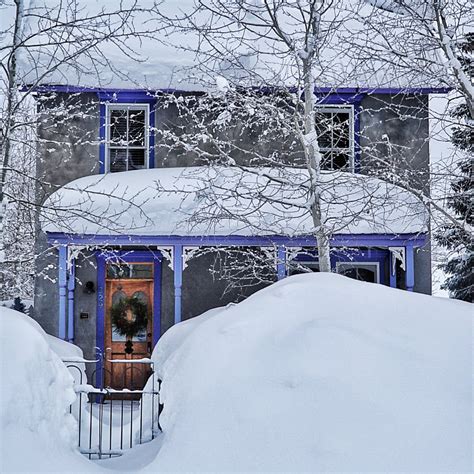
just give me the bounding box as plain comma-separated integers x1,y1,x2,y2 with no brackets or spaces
277,245,286,280
47,232,428,248
95,255,106,388
28,85,451,96
58,245,68,340
173,245,183,324
99,103,106,174
353,102,362,173
405,243,415,291
67,259,75,342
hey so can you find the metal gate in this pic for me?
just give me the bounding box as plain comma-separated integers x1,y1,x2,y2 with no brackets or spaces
63,354,162,459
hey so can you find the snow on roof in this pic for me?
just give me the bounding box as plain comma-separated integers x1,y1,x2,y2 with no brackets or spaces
42,166,428,236
9,0,446,91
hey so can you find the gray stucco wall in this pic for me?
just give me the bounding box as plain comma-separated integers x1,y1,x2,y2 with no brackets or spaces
33,92,100,331
73,252,98,361
33,232,59,336
359,94,430,192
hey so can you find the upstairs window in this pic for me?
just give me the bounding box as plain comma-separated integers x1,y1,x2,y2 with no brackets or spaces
106,104,149,172
315,105,354,171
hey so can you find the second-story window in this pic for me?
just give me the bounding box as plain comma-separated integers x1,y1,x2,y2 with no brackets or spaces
107,104,149,172
315,105,354,171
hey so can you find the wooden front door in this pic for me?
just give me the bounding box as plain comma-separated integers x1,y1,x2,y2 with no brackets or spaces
104,262,154,390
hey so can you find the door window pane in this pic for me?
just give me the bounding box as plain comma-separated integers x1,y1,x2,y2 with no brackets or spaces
107,263,153,279
131,291,148,342
111,290,127,341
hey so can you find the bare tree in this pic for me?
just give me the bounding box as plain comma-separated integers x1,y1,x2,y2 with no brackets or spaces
157,0,370,273
0,0,165,301
154,0,434,277
347,0,473,232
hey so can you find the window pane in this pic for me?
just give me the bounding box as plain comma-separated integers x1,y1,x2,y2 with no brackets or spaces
131,291,148,342
111,290,127,342
107,263,153,279
340,267,376,283
110,109,128,143
332,113,350,148
128,149,146,169
333,152,349,170
321,151,333,170
129,110,146,146
315,113,332,148
109,149,127,172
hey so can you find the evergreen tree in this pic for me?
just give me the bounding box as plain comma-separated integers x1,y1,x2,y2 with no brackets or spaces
436,33,473,302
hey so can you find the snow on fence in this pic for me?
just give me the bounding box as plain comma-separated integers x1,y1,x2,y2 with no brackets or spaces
62,356,162,460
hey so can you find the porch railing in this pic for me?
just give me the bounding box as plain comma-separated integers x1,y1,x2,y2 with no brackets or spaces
63,356,162,460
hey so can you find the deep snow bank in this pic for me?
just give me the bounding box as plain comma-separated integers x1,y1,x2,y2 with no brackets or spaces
0,308,101,473
150,274,472,472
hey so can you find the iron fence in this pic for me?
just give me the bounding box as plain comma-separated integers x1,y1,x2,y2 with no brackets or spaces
63,354,162,460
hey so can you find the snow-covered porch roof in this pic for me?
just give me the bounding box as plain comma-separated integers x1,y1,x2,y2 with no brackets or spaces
43,166,429,341
42,166,428,238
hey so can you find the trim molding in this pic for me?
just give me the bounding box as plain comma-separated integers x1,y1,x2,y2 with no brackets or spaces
47,232,428,248
28,85,452,95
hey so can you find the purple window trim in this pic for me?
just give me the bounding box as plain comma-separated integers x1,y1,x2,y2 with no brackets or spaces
58,245,68,340
67,258,76,342
98,93,156,174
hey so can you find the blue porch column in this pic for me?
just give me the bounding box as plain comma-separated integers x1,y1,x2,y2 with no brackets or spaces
173,244,183,324
67,258,75,342
405,243,415,292
58,245,68,340
276,245,286,280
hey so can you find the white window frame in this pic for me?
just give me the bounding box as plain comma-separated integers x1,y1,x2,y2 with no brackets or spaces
315,104,354,172
105,103,150,172
336,262,380,283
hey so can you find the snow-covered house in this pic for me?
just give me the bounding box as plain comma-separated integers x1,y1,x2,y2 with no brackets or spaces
29,2,449,389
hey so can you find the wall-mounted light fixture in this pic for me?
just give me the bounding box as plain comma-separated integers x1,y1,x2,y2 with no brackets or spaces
84,281,95,294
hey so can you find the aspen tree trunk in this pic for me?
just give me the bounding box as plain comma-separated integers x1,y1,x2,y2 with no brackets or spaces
302,59,331,273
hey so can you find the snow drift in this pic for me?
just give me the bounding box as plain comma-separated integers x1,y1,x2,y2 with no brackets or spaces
149,273,472,472
0,308,100,473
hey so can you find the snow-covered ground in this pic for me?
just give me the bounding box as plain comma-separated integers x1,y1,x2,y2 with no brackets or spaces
146,273,472,472
1,275,472,472
0,307,102,473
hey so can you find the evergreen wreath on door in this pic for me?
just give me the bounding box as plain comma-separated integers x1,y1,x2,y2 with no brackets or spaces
110,296,148,338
